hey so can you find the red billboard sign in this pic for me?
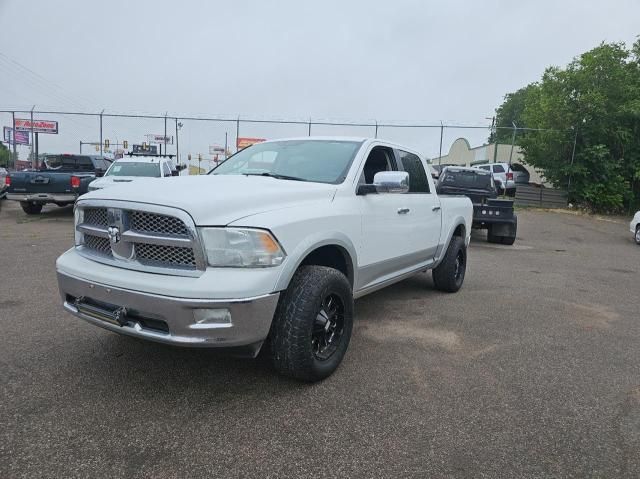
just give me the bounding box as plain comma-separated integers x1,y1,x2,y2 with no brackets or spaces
236,137,265,149
15,118,58,134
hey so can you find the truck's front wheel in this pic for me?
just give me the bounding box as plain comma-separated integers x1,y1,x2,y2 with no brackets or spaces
269,265,353,382
20,202,43,215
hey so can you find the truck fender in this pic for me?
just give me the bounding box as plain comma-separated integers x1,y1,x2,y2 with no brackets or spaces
274,232,358,292
434,217,468,266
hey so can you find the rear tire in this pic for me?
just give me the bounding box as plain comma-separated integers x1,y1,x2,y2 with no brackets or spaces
635,225,640,245
269,265,353,382
500,235,516,245
487,226,500,244
20,202,43,215
432,236,467,293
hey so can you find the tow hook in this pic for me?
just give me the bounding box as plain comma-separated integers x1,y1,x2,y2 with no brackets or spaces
114,307,128,326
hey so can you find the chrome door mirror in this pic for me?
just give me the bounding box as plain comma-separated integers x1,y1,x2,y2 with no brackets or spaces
373,171,409,194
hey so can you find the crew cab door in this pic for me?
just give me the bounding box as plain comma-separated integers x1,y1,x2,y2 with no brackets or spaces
356,145,431,290
395,149,441,260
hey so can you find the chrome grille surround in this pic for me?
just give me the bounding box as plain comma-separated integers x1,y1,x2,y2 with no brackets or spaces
74,200,206,277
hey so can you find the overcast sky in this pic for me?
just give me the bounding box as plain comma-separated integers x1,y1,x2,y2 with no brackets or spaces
0,0,638,161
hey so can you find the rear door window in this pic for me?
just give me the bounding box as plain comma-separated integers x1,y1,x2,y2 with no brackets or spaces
493,165,505,173
397,150,430,193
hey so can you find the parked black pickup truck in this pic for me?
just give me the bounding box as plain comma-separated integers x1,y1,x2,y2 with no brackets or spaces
6,154,111,214
436,166,517,245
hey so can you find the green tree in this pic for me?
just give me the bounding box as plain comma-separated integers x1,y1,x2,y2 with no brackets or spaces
490,84,536,143
0,142,10,167
493,40,640,212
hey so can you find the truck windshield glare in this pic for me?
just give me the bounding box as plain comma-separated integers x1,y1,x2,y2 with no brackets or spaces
210,140,363,184
106,162,161,177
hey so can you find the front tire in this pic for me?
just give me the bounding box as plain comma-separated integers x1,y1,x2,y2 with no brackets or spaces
269,265,353,382
432,236,467,293
20,202,43,215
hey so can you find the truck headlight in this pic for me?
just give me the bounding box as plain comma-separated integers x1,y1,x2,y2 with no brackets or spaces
199,228,286,267
74,206,84,246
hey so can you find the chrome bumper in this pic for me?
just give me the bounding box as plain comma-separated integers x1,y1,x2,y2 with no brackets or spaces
57,272,280,350
7,192,78,203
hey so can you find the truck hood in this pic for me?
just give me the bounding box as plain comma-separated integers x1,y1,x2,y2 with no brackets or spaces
81,174,337,225
91,176,158,189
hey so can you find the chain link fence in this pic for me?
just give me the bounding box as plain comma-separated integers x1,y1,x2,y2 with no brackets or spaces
1,109,567,179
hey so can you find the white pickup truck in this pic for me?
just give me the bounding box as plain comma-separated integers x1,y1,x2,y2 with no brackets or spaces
56,138,472,381
88,155,179,192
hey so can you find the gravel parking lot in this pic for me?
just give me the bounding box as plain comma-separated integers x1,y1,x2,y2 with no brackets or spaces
1,200,639,478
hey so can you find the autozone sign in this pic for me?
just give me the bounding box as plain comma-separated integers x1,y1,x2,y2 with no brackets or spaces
15,118,59,134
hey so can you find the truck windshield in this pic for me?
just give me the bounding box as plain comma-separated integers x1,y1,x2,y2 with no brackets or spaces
106,162,161,177
440,170,492,189
210,140,363,184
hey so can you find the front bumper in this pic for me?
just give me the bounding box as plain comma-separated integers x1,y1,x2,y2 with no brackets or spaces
58,271,280,350
7,192,78,203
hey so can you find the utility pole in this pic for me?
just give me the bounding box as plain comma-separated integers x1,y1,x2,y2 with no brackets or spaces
438,121,444,167
508,121,517,166
568,127,578,193
99,109,104,155
175,118,180,165
491,116,498,164
236,117,240,151
163,112,168,159
11,111,17,169
30,106,35,168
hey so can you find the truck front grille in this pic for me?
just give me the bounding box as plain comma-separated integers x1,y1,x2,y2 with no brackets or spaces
76,202,205,276
84,234,112,257
84,208,108,227
130,211,189,236
134,243,196,267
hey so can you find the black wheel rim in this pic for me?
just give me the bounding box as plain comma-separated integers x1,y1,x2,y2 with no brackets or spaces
312,293,345,361
454,250,465,284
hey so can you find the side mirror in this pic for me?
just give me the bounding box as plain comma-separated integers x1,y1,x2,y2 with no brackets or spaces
95,169,105,178
373,171,409,194
171,170,180,177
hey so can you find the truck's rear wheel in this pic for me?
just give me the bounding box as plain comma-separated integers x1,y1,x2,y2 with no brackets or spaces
432,236,466,293
269,265,353,382
20,202,43,215
635,225,640,245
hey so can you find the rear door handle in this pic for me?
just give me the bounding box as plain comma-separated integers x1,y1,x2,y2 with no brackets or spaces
397,208,410,215
432,206,441,211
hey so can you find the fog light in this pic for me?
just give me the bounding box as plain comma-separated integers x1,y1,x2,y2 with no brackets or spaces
193,308,232,325
482,209,487,215
489,210,494,215
496,211,500,216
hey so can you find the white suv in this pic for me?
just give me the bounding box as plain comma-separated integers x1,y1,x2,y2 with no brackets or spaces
475,162,516,196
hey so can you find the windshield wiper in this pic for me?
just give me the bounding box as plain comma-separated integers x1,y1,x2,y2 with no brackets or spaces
245,172,306,182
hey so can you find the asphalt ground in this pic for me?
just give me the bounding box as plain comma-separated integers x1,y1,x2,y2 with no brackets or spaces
1,199,639,478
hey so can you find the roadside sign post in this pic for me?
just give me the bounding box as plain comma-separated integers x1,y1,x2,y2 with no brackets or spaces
11,111,16,170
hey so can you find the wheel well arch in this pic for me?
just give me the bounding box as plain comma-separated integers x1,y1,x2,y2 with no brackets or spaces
298,244,354,287
452,223,466,239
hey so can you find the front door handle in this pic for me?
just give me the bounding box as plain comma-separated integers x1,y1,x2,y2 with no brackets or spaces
432,205,441,212
397,208,410,215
